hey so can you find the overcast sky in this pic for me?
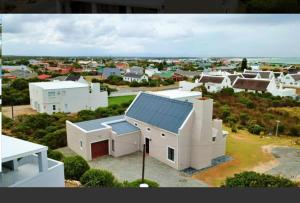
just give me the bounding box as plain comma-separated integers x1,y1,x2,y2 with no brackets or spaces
2,14,300,57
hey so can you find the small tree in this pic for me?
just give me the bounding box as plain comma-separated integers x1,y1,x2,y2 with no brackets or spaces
64,156,90,180
80,169,119,187
124,179,159,188
241,58,248,71
223,171,296,187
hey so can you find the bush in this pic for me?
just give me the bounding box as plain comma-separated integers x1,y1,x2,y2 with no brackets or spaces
221,88,234,96
48,150,64,161
289,127,300,137
80,169,118,187
64,156,90,180
124,179,159,188
248,124,264,135
42,129,67,149
223,171,297,187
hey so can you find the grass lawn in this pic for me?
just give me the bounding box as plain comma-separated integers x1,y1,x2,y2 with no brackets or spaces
193,127,300,187
108,95,136,106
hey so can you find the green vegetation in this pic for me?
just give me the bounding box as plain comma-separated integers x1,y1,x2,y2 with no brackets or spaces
2,97,133,150
80,169,120,188
2,78,44,106
223,171,297,187
64,156,90,180
48,149,64,161
198,87,300,137
108,95,136,106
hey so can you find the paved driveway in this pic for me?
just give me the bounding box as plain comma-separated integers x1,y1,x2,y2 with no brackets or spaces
88,152,208,187
267,147,300,181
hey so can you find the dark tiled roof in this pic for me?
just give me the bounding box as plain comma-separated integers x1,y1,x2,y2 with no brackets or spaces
199,76,225,84
124,72,144,78
103,68,121,78
233,78,270,91
259,72,271,79
291,74,300,81
126,93,193,134
66,74,81,81
228,74,242,84
242,73,257,78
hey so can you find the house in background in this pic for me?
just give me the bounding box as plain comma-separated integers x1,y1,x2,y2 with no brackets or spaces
145,67,160,77
123,72,148,83
281,73,300,88
0,135,64,187
175,69,201,79
232,78,276,94
102,68,121,79
29,81,108,114
66,92,227,171
65,74,88,84
244,70,275,80
127,66,144,75
198,75,231,93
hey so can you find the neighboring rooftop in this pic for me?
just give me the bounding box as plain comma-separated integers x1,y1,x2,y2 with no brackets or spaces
199,75,225,84
74,115,125,132
65,74,81,81
126,93,193,134
233,78,270,91
2,135,47,163
242,73,257,78
228,74,243,84
30,81,88,90
151,89,201,99
290,74,300,81
124,72,144,78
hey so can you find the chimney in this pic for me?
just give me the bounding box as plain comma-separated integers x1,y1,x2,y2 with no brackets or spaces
90,83,100,93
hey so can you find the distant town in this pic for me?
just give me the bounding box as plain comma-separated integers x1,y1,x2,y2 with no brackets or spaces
1,55,300,187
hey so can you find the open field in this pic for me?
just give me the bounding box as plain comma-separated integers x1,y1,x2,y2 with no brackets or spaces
108,95,136,106
2,105,38,118
193,127,300,187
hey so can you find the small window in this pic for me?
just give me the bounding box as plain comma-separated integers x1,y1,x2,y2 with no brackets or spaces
212,137,216,142
161,133,165,137
80,141,83,149
48,91,55,97
53,105,56,111
147,128,151,131
112,140,115,152
168,147,175,162
134,123,138,127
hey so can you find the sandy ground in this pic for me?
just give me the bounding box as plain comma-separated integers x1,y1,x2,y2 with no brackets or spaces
251,145,279,173
2,105,38,118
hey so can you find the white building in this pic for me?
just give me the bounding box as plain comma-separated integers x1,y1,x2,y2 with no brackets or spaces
198,75,231,93
145,68,160,77
0,135,64,187
123,73,148,83
29,81,108,114
281,73,300,88
151,89,202,102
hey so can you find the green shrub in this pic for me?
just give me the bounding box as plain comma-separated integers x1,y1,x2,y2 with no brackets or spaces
248,124,264,135
42,129,67,149
223,171,297,187
124,179,159,188
2,115,14,129
48,150,64,161
221,88,235,96
64,156,90,180
289,127,300,137
80,169,118,187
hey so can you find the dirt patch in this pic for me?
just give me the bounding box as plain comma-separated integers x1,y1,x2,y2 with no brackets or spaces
65,180,81,187
2,105,38,118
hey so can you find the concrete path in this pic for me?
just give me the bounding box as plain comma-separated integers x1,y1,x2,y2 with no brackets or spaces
88,152,208,187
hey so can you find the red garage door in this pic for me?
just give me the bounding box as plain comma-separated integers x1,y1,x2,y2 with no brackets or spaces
91,140,109,159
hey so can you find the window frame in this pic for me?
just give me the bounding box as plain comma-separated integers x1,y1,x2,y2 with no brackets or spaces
167,146,175,163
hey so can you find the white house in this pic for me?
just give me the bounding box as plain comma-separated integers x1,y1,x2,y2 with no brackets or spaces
198,75,231,93
145,68,160,77
123,72,148,83
29,81,108,114
151,89,202,102
281,73,300,88
0,135,64,187
66,92,227,170
244,70,275,80
232,78,296,98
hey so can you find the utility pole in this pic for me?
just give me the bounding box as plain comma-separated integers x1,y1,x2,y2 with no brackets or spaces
142,144,146,183
275,120,280,137
140,144,148,188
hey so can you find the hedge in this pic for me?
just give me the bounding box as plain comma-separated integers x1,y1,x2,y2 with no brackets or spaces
64,156,90,180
